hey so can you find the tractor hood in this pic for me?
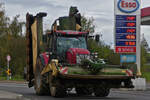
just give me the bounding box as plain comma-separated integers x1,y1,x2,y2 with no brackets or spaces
66,48,90,64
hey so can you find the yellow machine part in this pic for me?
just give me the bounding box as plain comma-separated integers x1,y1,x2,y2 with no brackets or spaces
76,24,81,31
41,59,59,76
31,20,38,74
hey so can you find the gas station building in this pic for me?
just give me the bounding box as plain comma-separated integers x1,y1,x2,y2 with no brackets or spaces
141,7,150,25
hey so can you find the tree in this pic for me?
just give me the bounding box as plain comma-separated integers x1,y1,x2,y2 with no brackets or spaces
81,16,95,34
141,34,149,66
0,3,10,37
141,34,149,50
0,3,10,70
9,15,25,37
81,16,120,65
0,3,26,77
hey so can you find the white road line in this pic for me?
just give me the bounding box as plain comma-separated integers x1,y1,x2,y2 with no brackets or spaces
113,90,150,96
0,84,27,88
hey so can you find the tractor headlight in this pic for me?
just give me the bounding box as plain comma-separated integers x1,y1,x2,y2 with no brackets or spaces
91,52,98,59
76,54,90,64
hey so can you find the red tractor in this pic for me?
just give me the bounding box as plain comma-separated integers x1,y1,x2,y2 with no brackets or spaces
26,7,136,97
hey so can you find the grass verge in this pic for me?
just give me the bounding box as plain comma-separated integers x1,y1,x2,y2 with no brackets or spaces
142,64,150,82
0,75,25,81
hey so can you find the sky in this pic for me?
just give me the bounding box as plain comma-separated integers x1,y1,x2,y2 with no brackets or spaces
1,0,150,46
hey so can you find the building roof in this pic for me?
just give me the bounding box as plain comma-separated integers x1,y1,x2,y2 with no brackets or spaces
141,7,150,25
141,7,150,18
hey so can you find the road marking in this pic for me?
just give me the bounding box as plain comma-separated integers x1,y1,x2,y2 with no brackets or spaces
0,83,27,88
113,90,150,96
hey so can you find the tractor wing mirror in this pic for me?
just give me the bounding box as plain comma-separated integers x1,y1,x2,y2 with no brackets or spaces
95,35,100,42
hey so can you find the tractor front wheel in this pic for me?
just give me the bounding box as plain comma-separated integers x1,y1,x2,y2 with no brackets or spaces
94,85,110,97
49,73,66,97
34,58,49,95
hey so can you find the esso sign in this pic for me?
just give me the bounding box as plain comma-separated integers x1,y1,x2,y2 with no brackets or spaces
118,0,140,13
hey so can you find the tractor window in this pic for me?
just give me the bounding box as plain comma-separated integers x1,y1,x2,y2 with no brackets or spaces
56,37,87,59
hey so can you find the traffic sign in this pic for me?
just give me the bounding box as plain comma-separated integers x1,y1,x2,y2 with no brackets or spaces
7,55,11,62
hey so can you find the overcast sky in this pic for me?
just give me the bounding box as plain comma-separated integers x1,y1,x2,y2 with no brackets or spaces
1,0,150,46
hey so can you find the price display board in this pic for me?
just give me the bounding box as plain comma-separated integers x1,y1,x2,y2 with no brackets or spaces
114,0,140,53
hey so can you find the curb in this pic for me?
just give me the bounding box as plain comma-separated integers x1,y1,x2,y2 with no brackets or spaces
0,90,30,100
16,95,30,100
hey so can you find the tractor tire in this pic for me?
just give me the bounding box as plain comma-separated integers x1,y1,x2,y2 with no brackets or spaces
34,58,49,95
49,73,66,97
94,85,110,97
76,87,92,96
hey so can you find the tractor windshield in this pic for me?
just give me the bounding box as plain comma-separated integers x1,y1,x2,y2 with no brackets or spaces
57,36,87,59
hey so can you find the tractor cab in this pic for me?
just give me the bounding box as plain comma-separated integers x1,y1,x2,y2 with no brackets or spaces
47,6,90,64
47,30,90,64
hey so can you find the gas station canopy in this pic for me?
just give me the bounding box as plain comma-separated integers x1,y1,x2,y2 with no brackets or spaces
141,7,150,25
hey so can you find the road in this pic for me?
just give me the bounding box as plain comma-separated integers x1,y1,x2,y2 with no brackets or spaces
0,82,150,100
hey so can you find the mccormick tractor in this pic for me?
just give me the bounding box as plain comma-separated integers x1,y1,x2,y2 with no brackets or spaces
26,7,137,97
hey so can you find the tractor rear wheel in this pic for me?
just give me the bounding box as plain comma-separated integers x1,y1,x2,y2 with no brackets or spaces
76,87,92,96
94,84,110,97
34,58,49,95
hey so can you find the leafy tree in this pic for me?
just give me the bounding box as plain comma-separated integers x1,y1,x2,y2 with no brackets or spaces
0,3,9,37
81,16,120,65
141,34,149,67
9,15,25,37
0,3,26,77
81,16,95,34
141,34,149,50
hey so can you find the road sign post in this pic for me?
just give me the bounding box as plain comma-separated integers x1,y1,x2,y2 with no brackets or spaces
114,0,141,76
6,55,11,80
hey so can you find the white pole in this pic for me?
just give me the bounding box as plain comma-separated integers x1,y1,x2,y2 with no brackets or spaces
7,61,9,80
136,0,141,76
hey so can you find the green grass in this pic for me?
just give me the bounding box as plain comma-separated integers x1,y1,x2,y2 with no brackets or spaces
0,76,7,80
142,72,150,81
142,64,150,82
0,75,25,81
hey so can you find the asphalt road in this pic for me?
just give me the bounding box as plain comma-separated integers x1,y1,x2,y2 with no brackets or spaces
0,82,150,100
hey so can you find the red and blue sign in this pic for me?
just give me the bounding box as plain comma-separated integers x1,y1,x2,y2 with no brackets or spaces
116,28,136,33
118,0,140,13
115,15,136,53
116,34,136,40
116,41,136,46
116,15,136,21
115,0,140,53
116,21,136,27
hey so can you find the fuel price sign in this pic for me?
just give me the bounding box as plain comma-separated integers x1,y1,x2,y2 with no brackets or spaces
114,0,140,53
115,15,137,53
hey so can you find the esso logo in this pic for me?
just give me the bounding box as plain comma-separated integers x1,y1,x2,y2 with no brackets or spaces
118,0,140,13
